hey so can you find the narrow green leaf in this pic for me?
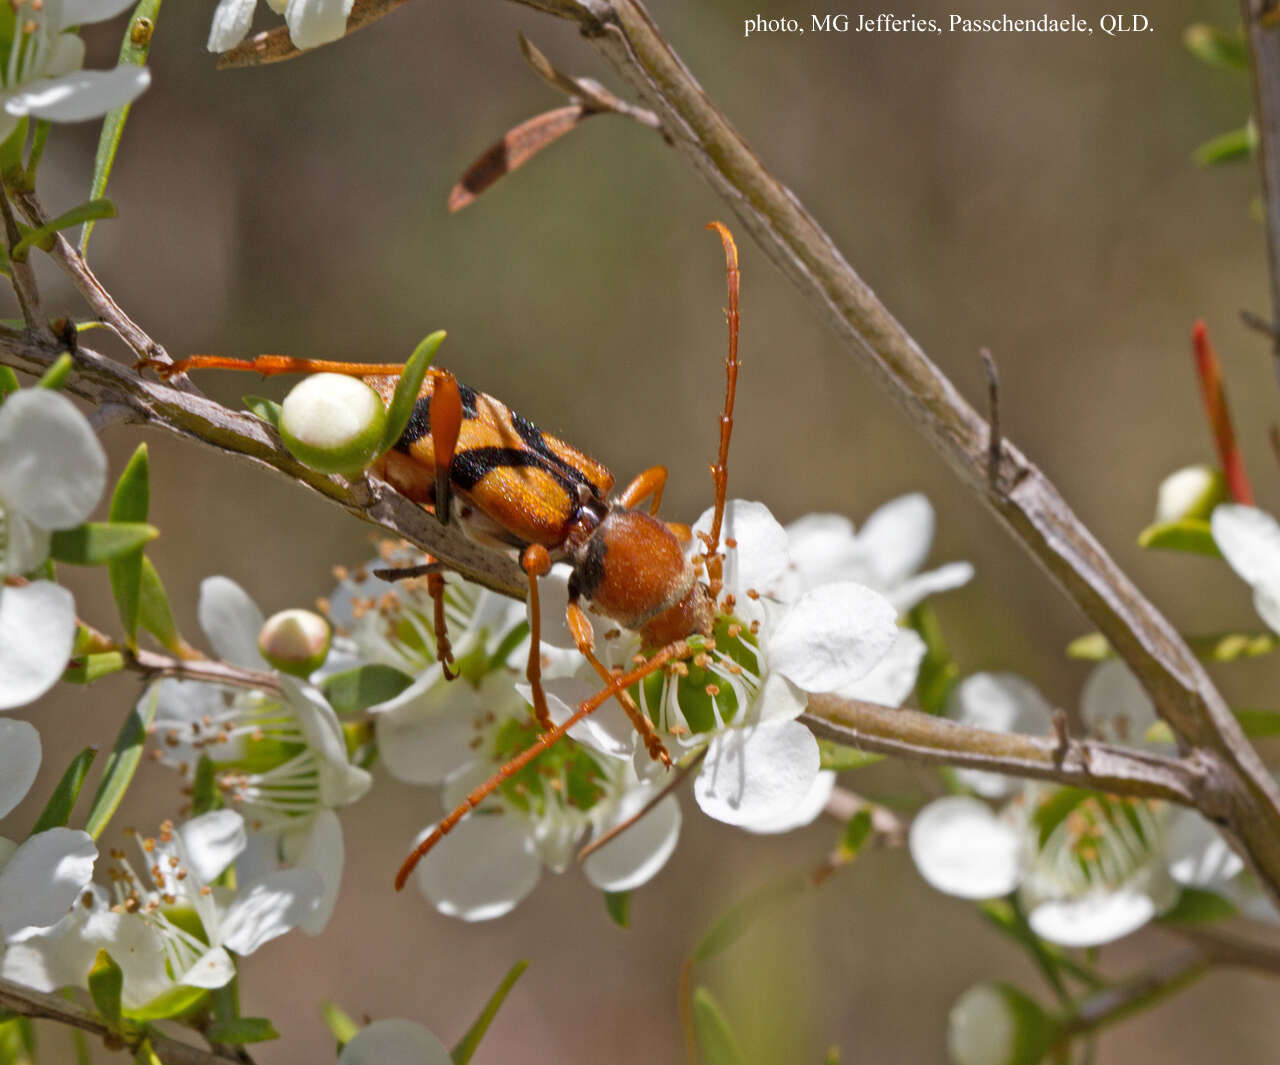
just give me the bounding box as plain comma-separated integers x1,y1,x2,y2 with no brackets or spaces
133,1037,163,1065
37,353,72,390
1160,886,1237,924
604,890,631,928
83,685,160,840
82,0,161,254
320,1003,360,1052
380,330,446,455
817,740,883,771
70,1021,92,1065
1193,125,1255,167
837,809,873,861
0,366,18,401
63,652,126,684
31,747,96,833
693,873,808,962
450,960,529,1065
977,900,1104,991
137,557,182,653
1066,633,1110,660
692,987,746,1065
204,1018,279,1044
1183,23,1248,70
192,756,220,815
1136,519,1221,557
108,444,149,646
907,603,958,714
1071,630,1278,662
824,1047,841,1065
0,118,26,179
0,1015,33,1065
88,950,123,1027
123,985,208,1023
12,200,115,259
322,664,414,715
49,523,158,565
243,395,282,429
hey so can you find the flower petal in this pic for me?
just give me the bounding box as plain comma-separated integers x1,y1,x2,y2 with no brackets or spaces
0,511,51,577
5,67,150,123
948,673,1053,799
0,719,41,819
0,581,76,710
284,0,353,49
839,628,925,707
767,582,898,693
207,0,258,51
784,513,861,593
1212,505,1280,588
375,678,485,785
221,868,323,954
1079,661,1159,747
63,0,140,23
180,810,246,885
855,493,935,589
583,790,681,892
908,797,1020,899
692,500,791,603
180,945,237,988
1026,891,1155,948
742,769,835,835
0,828,96,934
282,677,371,806
694,718,820,829
338,1019,452,1065
1164,808,1244,889
198,577,268,669
413,814,540,922
0,391,105,529
886,561,974,614
286,811,343,934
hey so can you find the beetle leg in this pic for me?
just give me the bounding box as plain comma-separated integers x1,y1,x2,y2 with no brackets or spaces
372,561,446,582
521,545,554,731
394,638,694,890
135,354,411,379
429,370,463,527
427,571,458,681
566,600,672,767
618,465,668,515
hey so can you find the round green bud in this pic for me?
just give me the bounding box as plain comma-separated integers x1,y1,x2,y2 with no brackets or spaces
258,608,332,677
948,982,1060,1065
279,374,388,475
1154,464,1228,524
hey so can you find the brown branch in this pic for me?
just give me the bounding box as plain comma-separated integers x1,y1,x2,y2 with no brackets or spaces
0,977,243,1065
493,0,1280,900
1064,948,1210,1035
0,332,527,600
1242,0,1280,381
125,648,284,695
801,696,1211,807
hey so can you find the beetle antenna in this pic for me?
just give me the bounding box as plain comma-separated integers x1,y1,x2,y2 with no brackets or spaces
702,222,740,602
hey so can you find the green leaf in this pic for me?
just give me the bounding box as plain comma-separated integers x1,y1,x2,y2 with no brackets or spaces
49,523,159,565
1136,519,1221,557
204,1018,279,1044
817,740,883,771
137,557,182,653
1160,886,1237,924
320,1003,360,1052
108,444,149,646
12,200,115,260
0,117,26,179
907,603,958,714
1234,707,1280,737
192,756,220,815
82,0,161,254
0,1015,34,1065
83,684,160,840
1071,630,1279,662
692,987,746,1065
693,873,808,962
1183,23,1248,70
0,366,20,401
1066,632,1111,660
133,1037,163,1065
381,330,446,455
451,960,528,1065
63,652,126,684
322,664,415,714
837,809,873,862
37,353,72,391
243,395,282,429
31,747,96,833
1193,124,1256,167
604,890,631,928
88,950,123,1027
123,985,208,1023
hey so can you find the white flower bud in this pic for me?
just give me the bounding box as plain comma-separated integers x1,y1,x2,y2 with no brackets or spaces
1154,465,1226,524
258,608,331,676
279,374,388,475
948,983,1059,1065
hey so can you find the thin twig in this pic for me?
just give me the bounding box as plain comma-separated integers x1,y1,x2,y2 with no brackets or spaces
1240,308,1276,339
1064,948,1210,1035
125,648,284,695
518,33,661,130
0,187,46,336
0,977,243,1065
979,347,1000,488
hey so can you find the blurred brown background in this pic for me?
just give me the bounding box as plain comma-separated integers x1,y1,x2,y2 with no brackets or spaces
7,0,1280,1060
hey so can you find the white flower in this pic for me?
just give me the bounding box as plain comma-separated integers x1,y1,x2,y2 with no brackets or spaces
0,719,98,945
338,1019,452,1065
0,0,150,144
910,664,1184,947
535,500,901,834
1,389,107,709
784,493,974,613
1211,504,1280,633
947,983,1059,1065
207,0,354,53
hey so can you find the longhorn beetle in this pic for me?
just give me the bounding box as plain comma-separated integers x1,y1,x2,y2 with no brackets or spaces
143,223,742,891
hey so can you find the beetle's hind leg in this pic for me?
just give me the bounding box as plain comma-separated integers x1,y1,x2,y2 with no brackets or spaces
521,545,555,731
373,560,458,681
